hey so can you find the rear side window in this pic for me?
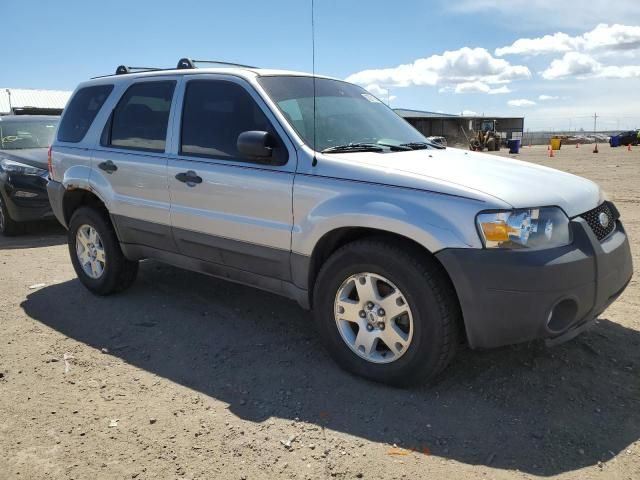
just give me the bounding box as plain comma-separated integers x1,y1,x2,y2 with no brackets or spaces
57,85,113,143
180,80,287,165
105,81,176,152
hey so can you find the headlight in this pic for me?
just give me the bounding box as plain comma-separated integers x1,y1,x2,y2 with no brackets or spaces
0,158,46,176
477,207,571,249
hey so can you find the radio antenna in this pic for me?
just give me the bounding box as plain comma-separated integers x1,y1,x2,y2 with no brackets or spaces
311,0,318,166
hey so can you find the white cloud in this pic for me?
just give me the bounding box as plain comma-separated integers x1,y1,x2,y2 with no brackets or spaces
346,47,530,91
582,23,640,51
496,24,640,57
541,52,602,79
538,94,559,100
364,84,397,104
487,85,511,95
598,65,640,78
365,84,388,97
441,81,511,94
461,110,479,116
508,99,536,107
496,32,577,56
541,52,640,79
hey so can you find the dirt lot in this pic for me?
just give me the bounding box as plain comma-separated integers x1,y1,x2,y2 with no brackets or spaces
1,145,639,480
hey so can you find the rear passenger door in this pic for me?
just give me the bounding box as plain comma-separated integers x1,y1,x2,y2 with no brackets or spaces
167,76,296,281
91,78,178,252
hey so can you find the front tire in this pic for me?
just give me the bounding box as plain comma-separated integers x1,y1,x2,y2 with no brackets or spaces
0,194,25,236
313,239,461,386
68,206,138,295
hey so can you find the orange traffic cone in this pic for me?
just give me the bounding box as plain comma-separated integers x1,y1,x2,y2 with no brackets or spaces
576,143,579,148
593,144,599,154
628,144,632,152
549,147,555,158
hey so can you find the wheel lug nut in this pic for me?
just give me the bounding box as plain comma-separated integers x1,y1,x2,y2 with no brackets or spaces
378,322,385,330
359,310,366,318
366,324,374,331
367,302,374,310
378,308,385,316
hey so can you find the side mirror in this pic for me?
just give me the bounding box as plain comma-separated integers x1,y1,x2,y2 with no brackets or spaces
237,131,273,158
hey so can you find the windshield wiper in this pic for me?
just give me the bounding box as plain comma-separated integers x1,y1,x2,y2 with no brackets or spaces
321,143,385,153
376,142,412,151
400,141,445,150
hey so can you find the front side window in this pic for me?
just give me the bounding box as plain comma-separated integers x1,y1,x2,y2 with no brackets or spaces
57,85,113,143
106,81,176,152
180,80,287,165
0,119,59,150
258,76,430,152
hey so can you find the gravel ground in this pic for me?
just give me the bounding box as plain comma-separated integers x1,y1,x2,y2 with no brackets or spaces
1,145,639,480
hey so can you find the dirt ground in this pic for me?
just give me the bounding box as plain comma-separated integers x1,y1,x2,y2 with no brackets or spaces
1,144,639,480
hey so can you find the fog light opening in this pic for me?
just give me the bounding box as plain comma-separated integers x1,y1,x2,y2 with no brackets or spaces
547,299,579,333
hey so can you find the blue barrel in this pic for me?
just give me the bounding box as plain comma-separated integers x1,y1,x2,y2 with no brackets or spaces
610,135,620,147
508,139,521,154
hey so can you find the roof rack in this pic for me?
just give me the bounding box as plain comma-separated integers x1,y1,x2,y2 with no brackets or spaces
176,58,258,70
103,58,258,78
115,65,163,75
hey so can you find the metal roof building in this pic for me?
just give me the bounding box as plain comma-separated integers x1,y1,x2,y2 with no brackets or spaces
394,108,524,147
0,88,72,115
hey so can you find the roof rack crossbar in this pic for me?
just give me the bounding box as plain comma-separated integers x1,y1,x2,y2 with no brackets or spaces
115,65,163,75
176,58,257,70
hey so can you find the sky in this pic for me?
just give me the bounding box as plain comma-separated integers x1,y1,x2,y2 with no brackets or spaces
3,0,640,131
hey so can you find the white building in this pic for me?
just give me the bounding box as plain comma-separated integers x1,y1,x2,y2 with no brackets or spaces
0,88,72,115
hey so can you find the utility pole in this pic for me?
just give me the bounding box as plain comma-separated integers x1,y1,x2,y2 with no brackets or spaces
593,112,599,153
5,89,12,114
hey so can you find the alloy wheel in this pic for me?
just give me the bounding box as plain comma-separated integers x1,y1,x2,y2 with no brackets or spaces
76,224,106,279
334,272,414,363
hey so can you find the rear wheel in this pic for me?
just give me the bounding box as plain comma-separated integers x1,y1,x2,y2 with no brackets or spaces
68,207,138,295
0,194,25,236
313,239,461,386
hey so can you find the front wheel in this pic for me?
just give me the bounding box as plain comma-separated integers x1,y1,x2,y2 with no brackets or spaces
313,239,461,386
0,194,25,236
68,206,138,295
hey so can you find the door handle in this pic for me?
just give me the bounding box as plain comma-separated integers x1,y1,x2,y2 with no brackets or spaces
98,160,118,174
175,170,203,186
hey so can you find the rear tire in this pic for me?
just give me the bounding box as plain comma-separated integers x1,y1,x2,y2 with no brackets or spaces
0,194,25,236
312,239,461,386
68,206,138,295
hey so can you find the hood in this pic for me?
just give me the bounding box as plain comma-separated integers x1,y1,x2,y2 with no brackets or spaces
322,147,600,217
0,148,49,170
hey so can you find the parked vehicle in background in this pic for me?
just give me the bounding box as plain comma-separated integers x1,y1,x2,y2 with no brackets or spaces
48,59,633,385
0,115,59,235
616,130,640,147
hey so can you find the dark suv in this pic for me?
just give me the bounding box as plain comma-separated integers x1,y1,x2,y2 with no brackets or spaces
0,115,59,235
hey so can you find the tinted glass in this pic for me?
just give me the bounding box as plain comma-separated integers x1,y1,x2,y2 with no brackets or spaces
0,119,59,150
180,80,287,164
108,81,176,152
57,85,113,143
258,76,427,152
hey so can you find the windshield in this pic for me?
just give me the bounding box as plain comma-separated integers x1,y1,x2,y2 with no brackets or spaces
258,76,428,152
0,119,59,150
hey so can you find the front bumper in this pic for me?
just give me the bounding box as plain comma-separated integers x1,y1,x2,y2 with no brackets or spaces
436,217,633,349
0,172,52,222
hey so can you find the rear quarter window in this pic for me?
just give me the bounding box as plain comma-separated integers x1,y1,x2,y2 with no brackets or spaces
57,85,113,143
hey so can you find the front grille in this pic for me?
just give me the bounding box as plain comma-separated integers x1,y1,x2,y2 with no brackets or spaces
580,202,618,241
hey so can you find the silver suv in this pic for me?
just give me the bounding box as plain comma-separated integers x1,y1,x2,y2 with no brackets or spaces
48,58,633,385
